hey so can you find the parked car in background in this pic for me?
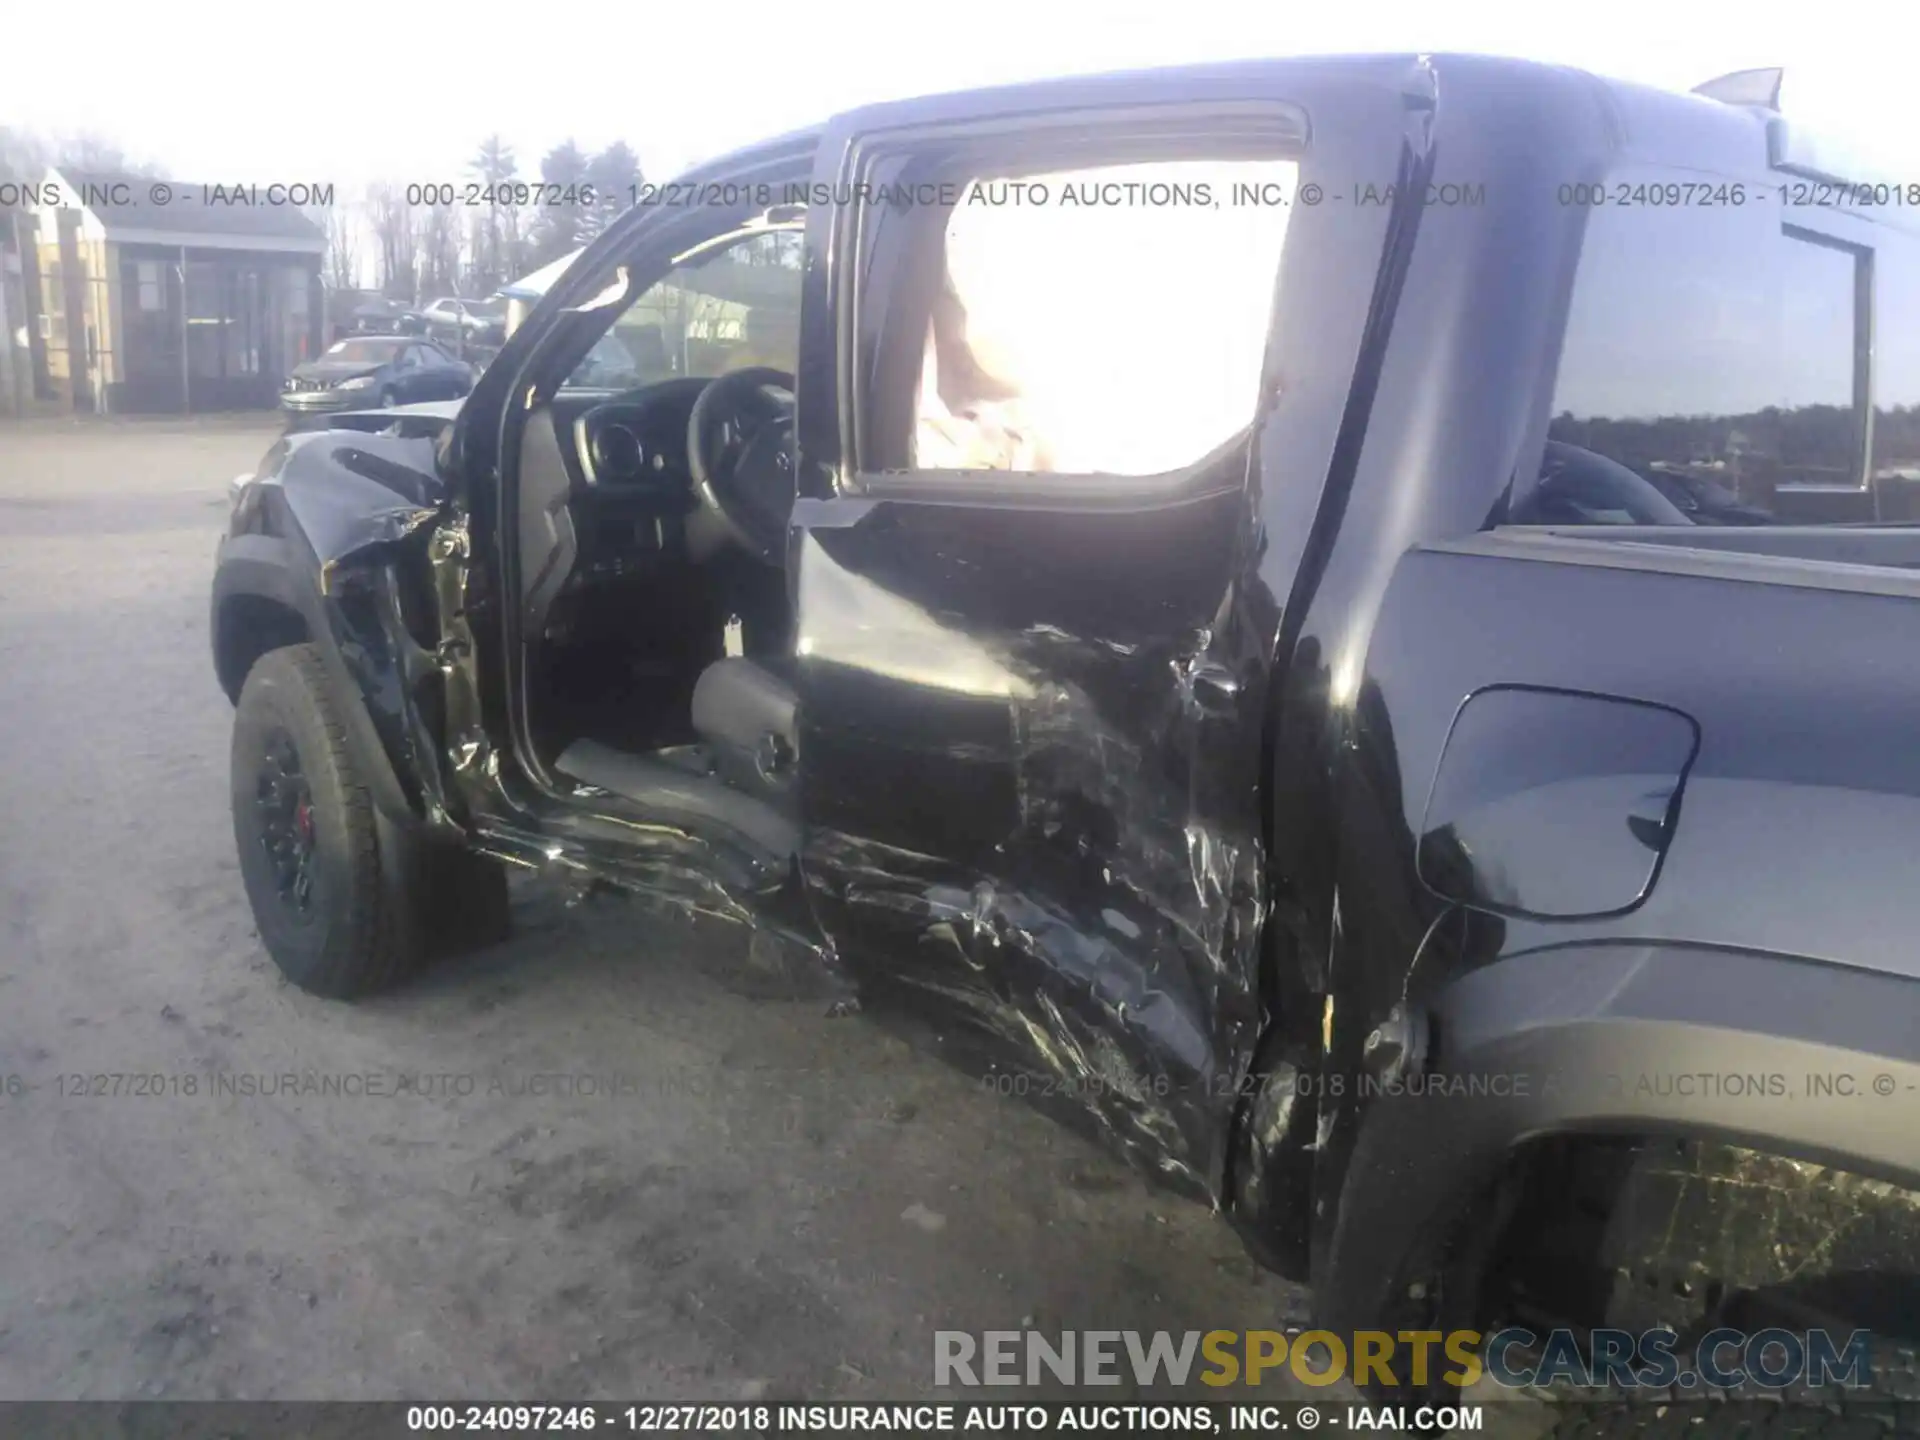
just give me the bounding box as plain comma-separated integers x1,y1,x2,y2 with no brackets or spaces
342,296,427,337
465,298,507,345
420,297,507,346
347,302,397,335
280,336,473,416
418,297,467,334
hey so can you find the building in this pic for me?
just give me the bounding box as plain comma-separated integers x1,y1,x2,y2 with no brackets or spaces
14,169,325,413
0,225,26,416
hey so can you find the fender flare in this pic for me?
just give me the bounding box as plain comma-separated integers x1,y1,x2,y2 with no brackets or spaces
1315,942,1920,1336
212,531,425,830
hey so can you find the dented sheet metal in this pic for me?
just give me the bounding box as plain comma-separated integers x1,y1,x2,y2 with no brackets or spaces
234,112,1300,1208
274,423,450,587
791,485,1277,1201
257,418,828,949
262,424,464,828
424,505,823,946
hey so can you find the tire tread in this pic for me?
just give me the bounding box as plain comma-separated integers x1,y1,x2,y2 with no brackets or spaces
235,644,426,997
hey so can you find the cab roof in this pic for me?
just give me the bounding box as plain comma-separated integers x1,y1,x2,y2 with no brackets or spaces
680,53,1905,231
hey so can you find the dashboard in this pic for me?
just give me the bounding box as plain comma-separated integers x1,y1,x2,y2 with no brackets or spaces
550,377,724,588
567,376,709,498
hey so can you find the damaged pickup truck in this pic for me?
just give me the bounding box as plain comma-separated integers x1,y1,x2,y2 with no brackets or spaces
213,54,1920,1415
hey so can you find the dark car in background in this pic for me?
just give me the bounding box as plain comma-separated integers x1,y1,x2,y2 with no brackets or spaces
280,336,474,416
346,298,428,337
347,302,395,335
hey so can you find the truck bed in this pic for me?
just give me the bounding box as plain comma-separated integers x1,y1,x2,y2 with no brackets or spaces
1361,526,1920,983
1443,523,1920,592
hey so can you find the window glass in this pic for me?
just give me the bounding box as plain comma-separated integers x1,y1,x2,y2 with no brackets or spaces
909,157,1297,476
184,261,225,383
570,226,804,390
1526,171,1869,527
324,337,405,363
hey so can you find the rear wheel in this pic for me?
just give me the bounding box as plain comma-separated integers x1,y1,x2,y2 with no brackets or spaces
231,644,507,997
1476,1138,1919,1435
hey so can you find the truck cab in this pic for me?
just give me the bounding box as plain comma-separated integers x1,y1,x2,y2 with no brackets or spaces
213,55,1920,1413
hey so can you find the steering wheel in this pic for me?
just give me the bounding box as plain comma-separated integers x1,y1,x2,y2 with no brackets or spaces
687,367,796,565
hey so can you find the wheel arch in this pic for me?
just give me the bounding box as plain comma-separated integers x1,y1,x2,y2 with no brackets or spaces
214,589,309,703
213,532,428,831
1315,942,1920,1341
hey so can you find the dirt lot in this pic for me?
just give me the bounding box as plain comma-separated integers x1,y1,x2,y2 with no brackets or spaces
0,416,1344,1404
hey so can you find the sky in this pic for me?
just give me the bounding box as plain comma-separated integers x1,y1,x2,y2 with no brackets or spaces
4,0,1916,191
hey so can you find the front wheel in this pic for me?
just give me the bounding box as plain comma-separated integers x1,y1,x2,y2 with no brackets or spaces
231,644,506,997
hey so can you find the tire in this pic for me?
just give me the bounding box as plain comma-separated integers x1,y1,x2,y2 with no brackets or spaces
379,388,397,408
1481,1139,1913,1437
230,644,507,997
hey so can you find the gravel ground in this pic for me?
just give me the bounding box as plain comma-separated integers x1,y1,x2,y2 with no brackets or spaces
0,416,1340,1406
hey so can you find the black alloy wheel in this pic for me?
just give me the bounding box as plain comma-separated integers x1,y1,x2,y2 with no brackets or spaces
255,729,317,917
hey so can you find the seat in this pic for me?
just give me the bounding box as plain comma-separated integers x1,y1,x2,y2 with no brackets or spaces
552,654,801,864
554,654,800,860
690,657,799,798
692,657,796,752
517,405,579,644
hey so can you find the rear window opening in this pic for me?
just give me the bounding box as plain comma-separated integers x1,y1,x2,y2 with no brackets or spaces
1514,165,1920,532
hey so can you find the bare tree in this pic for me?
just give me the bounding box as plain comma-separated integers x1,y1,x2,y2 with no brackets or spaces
529,140,590,266
465,135,523,295
366,183,417,300
582,141,642,242
463,207,524,296
0,126,46,187
415,200,461,298
54,133,166,178
1,126,165,203
501,204,527,287
318,204,361,293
